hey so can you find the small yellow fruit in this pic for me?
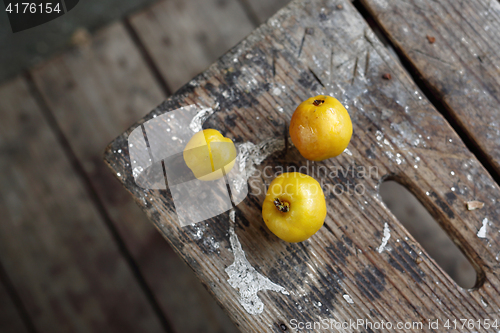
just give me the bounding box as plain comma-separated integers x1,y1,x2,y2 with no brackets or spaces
289,95,352,161
183,129,236,181
262,172,326,243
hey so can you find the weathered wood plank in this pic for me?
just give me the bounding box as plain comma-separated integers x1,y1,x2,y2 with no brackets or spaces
361,0,500,177
0,77,165,332
105,0,500,331
129,0,255,92
31,22,237,333
0,275,30,333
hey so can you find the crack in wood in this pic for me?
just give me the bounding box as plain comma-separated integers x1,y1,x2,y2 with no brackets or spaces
363,28,377,49
330,46,335,82
298,33,306,58
335,59,350,69
365,49,371,76
352,56,359,85
309,67,325,88
410,49,457,68
298,27,314,58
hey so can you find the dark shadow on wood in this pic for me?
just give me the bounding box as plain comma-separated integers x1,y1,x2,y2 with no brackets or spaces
0,261,38,333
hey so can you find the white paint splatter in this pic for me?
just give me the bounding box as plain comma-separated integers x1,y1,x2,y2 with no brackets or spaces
343,148,353,156
383,138,393,149
132,166,144,178
203,236,220,252
225,209,289,315
377,223,391,253
272,87,282,96
232,138,285,193
343,294,354,304
477,218,489,238
395,153,404,165
191,223,206,240
189,104,218,132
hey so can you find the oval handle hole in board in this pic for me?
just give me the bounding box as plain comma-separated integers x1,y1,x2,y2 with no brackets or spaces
380,180,477,289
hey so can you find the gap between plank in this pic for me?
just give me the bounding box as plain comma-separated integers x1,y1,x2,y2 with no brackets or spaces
23,72,176,333
123,18,172,97
352,0,500,188
0,261,39,333
235,0,261,27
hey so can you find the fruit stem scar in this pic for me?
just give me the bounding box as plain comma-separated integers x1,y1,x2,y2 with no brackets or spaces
313,99,325,106
274,198,290,213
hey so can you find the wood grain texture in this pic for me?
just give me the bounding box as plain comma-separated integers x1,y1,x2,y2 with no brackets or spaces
0,276,29,333
31,23,238,333
361,0,500,176
0,77,165,333
105,0,500,331
129,0,255,92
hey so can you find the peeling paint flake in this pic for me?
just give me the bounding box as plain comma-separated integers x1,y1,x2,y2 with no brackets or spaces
233,138,285,193
377,222,391,253
477,218,489,238
225,209,289,315
189,104,218,132
343,294,354,304
467,200,484,211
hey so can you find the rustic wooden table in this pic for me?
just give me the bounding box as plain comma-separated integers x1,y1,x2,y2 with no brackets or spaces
103,0,500,331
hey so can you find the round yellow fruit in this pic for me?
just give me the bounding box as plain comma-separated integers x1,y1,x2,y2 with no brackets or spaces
183,129,236,181
289,95,352,161
262,172,326,243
